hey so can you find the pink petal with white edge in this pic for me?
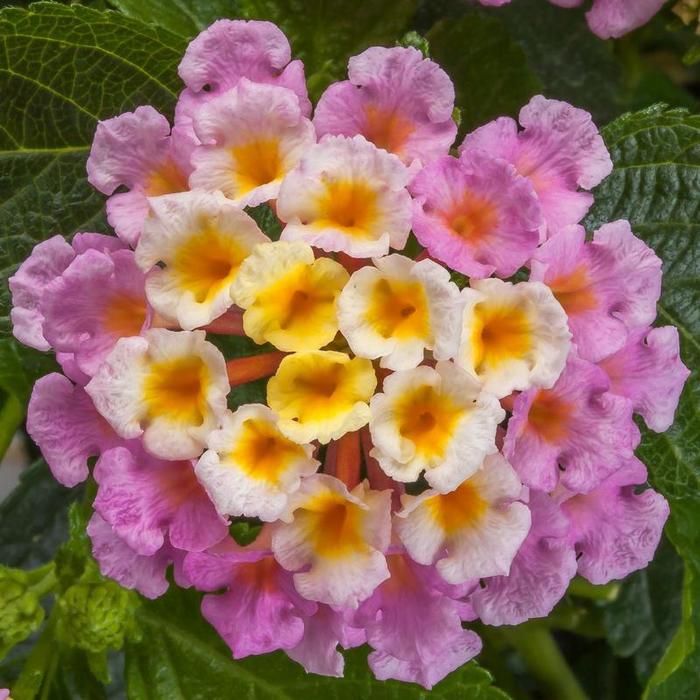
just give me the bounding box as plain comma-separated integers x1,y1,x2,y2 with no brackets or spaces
356,552,481,689
504,351,640,493
190,79,315,208
599,325,690,432
287,605,364,677
41,248,149,377
314,46,456,166
561,458,669,584
586,0,667,39
395,453,531,584
87,513,171,599
461,96,611,237
93,445,227,556
277,135,412,258
27,373,126,487
185,533,316,658
471,491,577,625
410,151,542,278
530,222,661,362
176,19,311,139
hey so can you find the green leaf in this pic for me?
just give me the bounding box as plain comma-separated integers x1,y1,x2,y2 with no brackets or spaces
584,105,700,699
604,538,684,683
239,0,417,100
0,339,57,403
126,586,510,699
0,460,81,569
426,12,541,135
107,0,237,38
0,2,187,339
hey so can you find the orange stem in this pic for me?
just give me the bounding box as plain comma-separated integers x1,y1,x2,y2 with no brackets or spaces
202,308,246,335
335,430,362,490
360,427,404,509
500,392,517,413
226,351,286,386
337,251,370,274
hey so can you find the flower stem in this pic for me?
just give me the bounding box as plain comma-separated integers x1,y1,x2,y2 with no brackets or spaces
568,577,620,602
335,430,361,490
501,624,588,700
0,393,24,464
202,308,246,335
226,351,286,386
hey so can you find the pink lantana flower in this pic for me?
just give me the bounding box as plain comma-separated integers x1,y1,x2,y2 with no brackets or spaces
176,19,311,136
560,457,669,584
410,150,542,278
504,350,640,493
286,605,365,678
87,106,195,246
27,373,128,488
314,46,457,166
41,247,150,377
460,95,612,238
184,529,317,658
88,513,179,599
93,445,227,557
9,233,124,354
355,551,481,689
470,491,577,625
530,221,662,362
598,326,690,432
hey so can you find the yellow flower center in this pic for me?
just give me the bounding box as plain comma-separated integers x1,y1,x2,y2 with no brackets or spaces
299,489,366,559
363,105,415,156
267,352,376,430
245,260,345,350
395,384,465,459
231,139,284,196
365,277,431,341
448,192,500,242
172,224,246,303
527,390,572,443
228,417,307,483
548,265,598,316
314,179,379,238
470,301,532,373
426,479,487,534
143,355,210,425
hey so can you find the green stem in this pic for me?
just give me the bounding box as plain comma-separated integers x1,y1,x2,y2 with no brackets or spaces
0,394,24,464
29,566,58,599
501,624,589,700
11,611,59,700
546,600,606,638
568,577,620,602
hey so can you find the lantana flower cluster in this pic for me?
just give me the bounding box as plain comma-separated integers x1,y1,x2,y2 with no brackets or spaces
11,19,690,689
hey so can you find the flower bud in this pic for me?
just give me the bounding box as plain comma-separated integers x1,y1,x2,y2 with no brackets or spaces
0,568,44,656
57,580,136,654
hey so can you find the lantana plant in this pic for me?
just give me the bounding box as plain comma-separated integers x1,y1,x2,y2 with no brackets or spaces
0,2,696,697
